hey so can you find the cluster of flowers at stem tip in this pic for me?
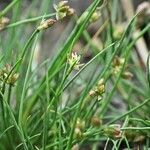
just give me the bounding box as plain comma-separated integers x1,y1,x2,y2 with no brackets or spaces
91,116,102,127
102,124,122,140
68,52,84,70
90,7,101,23
74,118,85,139
112,55,133,80
73,117,102,140
37,19,56,31
0,17,10,31
0,64,19,86
37,1,75,31
113,24,124,40
53,1,75,20
102,124,146,141
89,78,105,101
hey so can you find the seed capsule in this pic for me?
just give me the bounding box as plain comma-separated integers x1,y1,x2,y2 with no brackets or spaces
91,116,102,127
37,19,56,31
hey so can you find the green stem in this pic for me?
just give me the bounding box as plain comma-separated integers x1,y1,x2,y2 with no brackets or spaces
121,127,150,130
109,97,150,124
147,52,150,89
7,85,12,105
5,13,55,29
0,0,20,18
0,91,29,150
63,42,115,91
18,32,39,126
100,23,150,115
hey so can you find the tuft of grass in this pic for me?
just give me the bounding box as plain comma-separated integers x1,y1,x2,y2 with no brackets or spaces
0,0,150,149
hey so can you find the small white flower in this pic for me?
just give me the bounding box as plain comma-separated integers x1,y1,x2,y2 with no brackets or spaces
68,52,84,70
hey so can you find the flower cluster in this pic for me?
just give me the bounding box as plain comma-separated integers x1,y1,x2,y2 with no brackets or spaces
68,52,84,70
54,1,75,20
0,17,10,31
112,56,133,79
90,8,101,23
89,78,105,101
74,118,85,139
91,116,102,127
0,64,19,86
113,24,124,40
37,19,56,31
103,124,122,140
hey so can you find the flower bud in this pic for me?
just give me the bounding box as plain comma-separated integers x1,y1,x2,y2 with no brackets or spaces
113,56,125,67
90,9,101,23
89,78,105,99
54,1,75,20
68,52,84,70
91,116,102,127
37,19,56,31
96,83,105,95
76,118,85,130
89,90,96,97
58,1,68,8
74,128,82,138
7,73,19,86
113,25,124,40
0,17,10,31
67,8,75,16
122,71,133,80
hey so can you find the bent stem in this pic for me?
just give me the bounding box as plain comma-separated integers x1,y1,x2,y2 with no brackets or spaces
0,0,20,18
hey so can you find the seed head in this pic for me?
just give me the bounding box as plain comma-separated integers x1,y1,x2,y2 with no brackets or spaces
122,71,133,79
68,52,84,70
91,116,102,127
90,8,101,23
7,73,19,86
74,128,82,138
103,124,122,140
113,56,125,67
0,17,10,31
89,78,105,99
54,1,75,20
76,118,85,130
37,19,56,31
0,64,19,86
113,25,124,40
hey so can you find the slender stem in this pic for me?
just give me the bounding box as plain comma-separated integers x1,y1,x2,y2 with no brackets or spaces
147,52,150,89
0,91,29,150
100,23,150,115
121,127,150,130
18,32,39,126
5,13,55,29
63,43,115,91
0,125,14,139
20,29,39,61
109,97,150,124
7,85,12,105
0,0,20,18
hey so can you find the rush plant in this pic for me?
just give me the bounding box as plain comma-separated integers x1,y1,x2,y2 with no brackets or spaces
0,0,150,149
